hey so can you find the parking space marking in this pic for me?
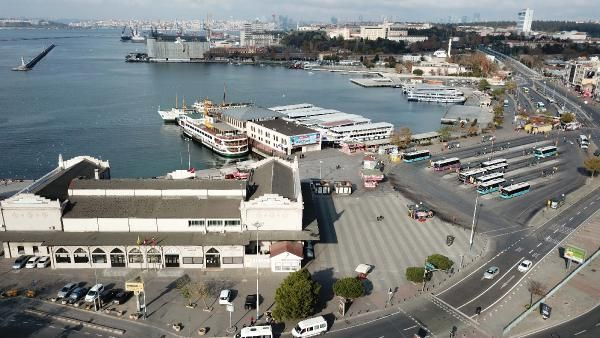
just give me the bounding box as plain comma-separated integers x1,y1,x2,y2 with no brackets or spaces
553,229,559,234
528,249,534,254
574,330,587,335
403,325,417,331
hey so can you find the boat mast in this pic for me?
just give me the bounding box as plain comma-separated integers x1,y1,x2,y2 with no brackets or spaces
175,93,178,109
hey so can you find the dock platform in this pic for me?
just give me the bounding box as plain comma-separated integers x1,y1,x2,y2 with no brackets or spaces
350,77,400,88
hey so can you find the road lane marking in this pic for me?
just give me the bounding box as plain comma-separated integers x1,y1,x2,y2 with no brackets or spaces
577,211,581,215
501,275,516,289
528,249,534,254
553,229,559,234
49,325,56,328
536,243,542,248
596,322,600,327
584,206,588,210
574,330,586,335
403,325,417,330
569,217,574,221
457,257,524,310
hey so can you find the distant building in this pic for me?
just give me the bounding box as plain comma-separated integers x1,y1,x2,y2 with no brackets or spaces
517,8,534,34
146,34,210,61
552,31,588,42
240,23,281,47
247,119,322,156
358,22,425,44
564,57,599,98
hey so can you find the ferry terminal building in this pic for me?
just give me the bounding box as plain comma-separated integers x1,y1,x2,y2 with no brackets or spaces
0,155,319,272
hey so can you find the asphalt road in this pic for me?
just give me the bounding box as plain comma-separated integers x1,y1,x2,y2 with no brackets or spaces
0,297,179,338
524,305,600,338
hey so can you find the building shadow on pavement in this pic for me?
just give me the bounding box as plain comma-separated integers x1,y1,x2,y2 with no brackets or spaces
311,267,336,313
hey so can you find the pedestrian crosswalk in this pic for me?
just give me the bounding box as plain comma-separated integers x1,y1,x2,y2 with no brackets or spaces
311,192,484,291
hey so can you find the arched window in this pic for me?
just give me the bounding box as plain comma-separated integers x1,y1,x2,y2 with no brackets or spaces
73,248,89,263
147,248,161,263
55,248,71,264
207,248,219,254
110,248,124,254
110,248,126,267
128,248,143,263
92,248,107,264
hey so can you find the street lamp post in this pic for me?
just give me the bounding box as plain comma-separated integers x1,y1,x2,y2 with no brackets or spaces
469,193,479,251
250,223,262,320
319,160,323,180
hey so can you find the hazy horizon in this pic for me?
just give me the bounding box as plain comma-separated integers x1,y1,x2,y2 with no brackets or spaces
2,0,600,23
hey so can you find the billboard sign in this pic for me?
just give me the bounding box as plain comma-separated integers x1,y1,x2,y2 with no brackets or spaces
564,245,586,264
290,133,320,147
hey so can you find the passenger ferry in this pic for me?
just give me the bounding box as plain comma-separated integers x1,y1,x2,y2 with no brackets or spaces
178,113,249,158
406,85,467,104
158,96,199,123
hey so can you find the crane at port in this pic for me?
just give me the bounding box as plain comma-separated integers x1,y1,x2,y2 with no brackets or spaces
12,44,56,71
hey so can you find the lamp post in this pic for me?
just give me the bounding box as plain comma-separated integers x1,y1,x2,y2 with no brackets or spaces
319,160,323,180
469,193,479,251
250,222,262,319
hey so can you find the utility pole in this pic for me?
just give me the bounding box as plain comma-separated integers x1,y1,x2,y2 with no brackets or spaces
251,223,263,319
469,194,479,251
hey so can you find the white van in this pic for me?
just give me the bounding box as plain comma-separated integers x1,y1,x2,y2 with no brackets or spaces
291,316,328,337
236,325,273,338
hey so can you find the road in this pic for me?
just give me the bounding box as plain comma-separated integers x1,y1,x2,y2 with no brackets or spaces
0,297,180,338
524,305,600,338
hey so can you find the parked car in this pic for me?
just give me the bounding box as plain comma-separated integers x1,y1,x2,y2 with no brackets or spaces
68,287,88,304
57,282,78,299
244,294,258,310
100,289,120,304
25,256,41,268
483,266,500,279
112,289,133,305
12,255,31,269
36,256,51,268
305,241,314,259
518,260,533,273
84,284,104,303
219,289,231,305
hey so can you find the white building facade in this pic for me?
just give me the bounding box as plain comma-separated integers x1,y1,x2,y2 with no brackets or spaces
0,155,316,272
517,8,534,34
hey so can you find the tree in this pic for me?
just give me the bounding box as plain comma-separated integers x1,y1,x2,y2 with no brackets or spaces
505,81,517,93
405,267,431,283
413,69,424,76
427,254,454,271
478,79,490,92
175,274,193,306
273,269,321,321
438,126,453,142
584,157,600,177
560,112,575,124
333,277,364,300
527,280,545,308
391,127,412,149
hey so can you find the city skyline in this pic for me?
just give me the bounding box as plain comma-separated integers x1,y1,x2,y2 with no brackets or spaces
2,0,600,22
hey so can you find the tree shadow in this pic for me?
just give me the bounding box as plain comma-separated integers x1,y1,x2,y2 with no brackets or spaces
310,267,336,313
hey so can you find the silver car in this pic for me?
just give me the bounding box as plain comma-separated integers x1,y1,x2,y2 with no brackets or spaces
483,266,500,279
57,282,78,299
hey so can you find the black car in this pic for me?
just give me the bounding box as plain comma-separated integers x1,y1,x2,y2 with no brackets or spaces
244,294,258,310
12,255,31,269
112,290,133,305
100,289,120,304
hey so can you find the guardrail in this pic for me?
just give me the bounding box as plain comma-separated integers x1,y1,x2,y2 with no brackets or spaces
502,246,600,335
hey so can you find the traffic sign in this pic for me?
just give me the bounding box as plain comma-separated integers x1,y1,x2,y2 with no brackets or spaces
126,277,144,292
226,303,234,312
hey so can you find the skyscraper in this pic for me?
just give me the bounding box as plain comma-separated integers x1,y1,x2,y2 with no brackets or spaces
517,8,534,34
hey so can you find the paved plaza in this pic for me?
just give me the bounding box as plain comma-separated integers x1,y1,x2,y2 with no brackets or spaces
309,189,486,293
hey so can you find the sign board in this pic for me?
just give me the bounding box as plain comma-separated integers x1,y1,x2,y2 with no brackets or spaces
226,303,234,312
125,281,144,293
338,298,346,316
290,133,320,147
564,245,586,264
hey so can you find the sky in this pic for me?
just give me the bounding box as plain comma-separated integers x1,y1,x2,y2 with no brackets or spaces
3,0,600,22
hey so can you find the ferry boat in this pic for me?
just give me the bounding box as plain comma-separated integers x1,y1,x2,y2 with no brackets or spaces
178,108,249,158
406,85,466,104
158,96,198,123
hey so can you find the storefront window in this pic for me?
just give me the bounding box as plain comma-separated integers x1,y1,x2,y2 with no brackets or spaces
73,248,89,263
92,248,107,264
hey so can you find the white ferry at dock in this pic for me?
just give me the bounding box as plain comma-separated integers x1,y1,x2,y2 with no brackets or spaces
178,115,249,158
405,85,467,104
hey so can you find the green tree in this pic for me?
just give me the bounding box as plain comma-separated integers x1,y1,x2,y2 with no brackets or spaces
391,127,412,149
175,274,193,306
413,69,424,76
505,81,517,93
584,157,600,177
427,254,454,271
405,267,430,283
273,269,321,321
478,79,490,91
438,126,453,142
560,112,575,124
333,277,364,300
